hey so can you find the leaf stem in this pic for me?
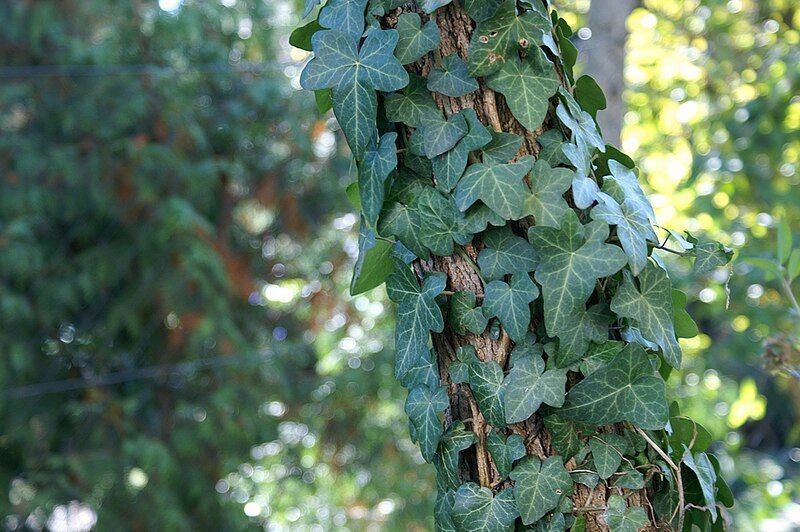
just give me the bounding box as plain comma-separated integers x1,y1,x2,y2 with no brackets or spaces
633,426,685,530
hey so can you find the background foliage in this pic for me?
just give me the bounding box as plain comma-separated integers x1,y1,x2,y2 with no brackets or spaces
0,0,797,530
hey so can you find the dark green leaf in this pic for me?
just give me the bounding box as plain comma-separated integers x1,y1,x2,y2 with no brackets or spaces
359,132,397,226
603,495,648,532
452,484,519,532
483,273,539,342
395,13,440,65
351,220,394,295
487,431,526,477
510,456,573,525
503,346,567,423
405,384,449,461
450,291,489,335
524,159,573,228
477,226,539,281
455,157,535,220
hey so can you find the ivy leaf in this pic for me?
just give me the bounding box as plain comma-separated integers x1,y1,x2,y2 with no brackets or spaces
487,431,526,477
379,201,428,260
419,0,453,14
385,74,439,127
435,422,477,490
481,131,523,165
359,132,397,226
528,211,627,343
571,174,601,210
510,456,573,525
672,289,699,339
464,0,503,23
433,109,492,192
455,157,535,220
579,340,624,376
603,495,648,532
467,0,551,77
477,226,539,281
301,29,408,158
613,462,644,490
574,75,607,119
486,51,560,131
429,54,480,97
503,347,567,423
303,0,322,18
544,414,589,460
417,186,469,256
401,348,440,390
589,433,627,480
692,240,733,275
420,112,469,159
395,13,440,65
483,273,539,342
351,219,394,295
318,0,368,39
610,264,682,369
387,266,447,379
592,192,658,276
527,512,568,532
682,447,718,522
537,130,569,167
458,346,507,426
559,343,668,430
524,159,573,228
452,484,519,532
450,291,489,335
463,204,505,235
290,20,323,51
556,89,605,155
435,490,458,532
405,384,449,461
602,160,655,224
553,303,614,367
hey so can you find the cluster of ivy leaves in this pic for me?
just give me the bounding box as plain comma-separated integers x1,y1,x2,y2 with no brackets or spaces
295,0,733,529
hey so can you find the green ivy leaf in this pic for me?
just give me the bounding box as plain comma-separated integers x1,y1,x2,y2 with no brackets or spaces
450,291,489,335
503,346,567,423
419,0,453,14
574,75,607,119
395,13,440,65
537,130,569,167
487,431,526,477
692,240,733,275
387,266,447,379
556,89,605,156
385,74,439,127
464,0,504,23
455,157,535,220
401,349,440,390
301,29,408,158
420,112,469,159
303,0,322,18
452,484,519,532
481,131,524,165
589,433,627,480
468,0,550,76
592,191,658,275
359,132,397,226
477,226,539,281
510,456,573,525
405,384,449,461
483,273,539,342
613,462,645,490
433,109,492,192
610,264,682,369
417,186,469,256
523,159,573,228
429,54,480,97
544,414,589,460
318,0,368,39
602,160,655,224
528,211,627,344
553,303,614,367
290,19,323,51
459,346,506,426
672,289,699,338
559,343,668,430
682,447,718,522
486,51,560,131
435,422,477,490
379,201,428,260
351,219,394,295
578,340,624,376
603,495,648,532
463,204,506,235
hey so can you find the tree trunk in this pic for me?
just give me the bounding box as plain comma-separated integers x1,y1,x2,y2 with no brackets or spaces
384,4,659,530
581,0,638,147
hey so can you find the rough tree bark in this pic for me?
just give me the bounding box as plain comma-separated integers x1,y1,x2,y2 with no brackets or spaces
582,0,638,147
383,3,660,530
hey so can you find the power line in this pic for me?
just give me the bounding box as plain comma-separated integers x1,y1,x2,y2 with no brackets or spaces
0,62,273,78
6,351,266,399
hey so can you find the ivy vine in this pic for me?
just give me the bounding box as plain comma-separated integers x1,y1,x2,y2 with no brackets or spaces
295,0,734,530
